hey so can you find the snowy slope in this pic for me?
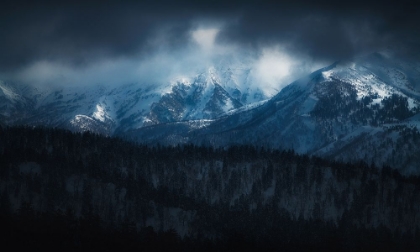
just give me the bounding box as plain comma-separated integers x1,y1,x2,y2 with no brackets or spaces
0,63,268,135
2,51,420,173
128,53,420,174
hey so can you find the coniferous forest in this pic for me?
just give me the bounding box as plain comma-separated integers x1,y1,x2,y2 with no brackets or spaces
1,126,420,251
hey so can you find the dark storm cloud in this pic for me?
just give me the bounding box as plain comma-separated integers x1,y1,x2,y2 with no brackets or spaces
0,1,197,70
217,1,420,62
0,0,419,72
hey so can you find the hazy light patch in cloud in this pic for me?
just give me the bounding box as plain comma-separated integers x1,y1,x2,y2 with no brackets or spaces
134,49,204,86
256,48,291,79
251,46,299,96
14,58,141,89
16,61,75,88
18,61,67,87
191,28,219,51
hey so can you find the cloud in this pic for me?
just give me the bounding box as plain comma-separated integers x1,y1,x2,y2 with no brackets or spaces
0,1,195,71
246,46,324,96
252,47,296,94
10,58,141,89
216,1,420,62
5,25,231,89
191,28,219,51
0,0,419,91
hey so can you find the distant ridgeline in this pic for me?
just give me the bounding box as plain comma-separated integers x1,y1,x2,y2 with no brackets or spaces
1,126,420,251
124,63,420,175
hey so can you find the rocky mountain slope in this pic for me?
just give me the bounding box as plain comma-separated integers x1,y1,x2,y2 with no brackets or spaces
2,51,420,173
0,65,266,135
127,53,420,174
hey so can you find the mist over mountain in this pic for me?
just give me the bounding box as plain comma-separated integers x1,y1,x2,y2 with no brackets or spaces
123,52,420,174
0,59,278,134
2,51,420,176
1,0,419,90
1,1,420,250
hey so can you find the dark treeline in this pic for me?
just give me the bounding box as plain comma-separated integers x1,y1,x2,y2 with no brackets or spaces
1,126,420,251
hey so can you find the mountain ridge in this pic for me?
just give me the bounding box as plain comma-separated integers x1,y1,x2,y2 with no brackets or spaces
0,65,268,135
2,52,420,174
125,54,420,174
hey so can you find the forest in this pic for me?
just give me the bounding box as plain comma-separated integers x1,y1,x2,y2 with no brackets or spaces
1,126,420,251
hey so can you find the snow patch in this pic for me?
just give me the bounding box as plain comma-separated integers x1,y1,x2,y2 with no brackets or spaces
93,104,107,122
92,96,115,123
322,70,333,80
0,81,21,102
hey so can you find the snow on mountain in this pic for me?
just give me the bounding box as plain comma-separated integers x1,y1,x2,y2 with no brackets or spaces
0,62,269,135
0,81,34,125
127,52,420,174
2,50,420,173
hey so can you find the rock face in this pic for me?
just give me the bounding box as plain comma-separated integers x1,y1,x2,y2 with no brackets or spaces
146,69,246,125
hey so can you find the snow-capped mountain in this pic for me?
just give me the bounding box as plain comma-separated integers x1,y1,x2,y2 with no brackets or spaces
2,51,420,173
0,64,267,135
127,52,420,174
145,66,265,126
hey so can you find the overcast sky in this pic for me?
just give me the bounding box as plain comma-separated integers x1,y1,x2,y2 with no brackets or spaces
1,0,419,90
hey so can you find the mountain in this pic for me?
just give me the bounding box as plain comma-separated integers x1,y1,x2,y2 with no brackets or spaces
2,52,420,249
0,64,267,135
127,52,420,175
2,51,420,173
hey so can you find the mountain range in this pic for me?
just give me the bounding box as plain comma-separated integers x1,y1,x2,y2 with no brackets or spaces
1,51,420,174
2,51,420,250
0,63,267,135
127,52,420,175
